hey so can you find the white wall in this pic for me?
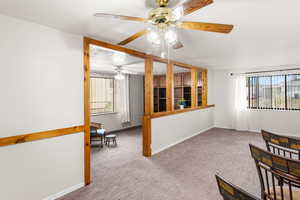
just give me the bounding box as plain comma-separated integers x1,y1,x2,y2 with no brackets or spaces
91,74,144,132
213,69,300,136
151,108,214,154
0,14,84,200
213,70,235,129
207,69,215,105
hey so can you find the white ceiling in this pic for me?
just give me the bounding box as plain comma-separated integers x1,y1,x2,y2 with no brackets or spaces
90,45,190,75
1,0,300,69
90,45,145,74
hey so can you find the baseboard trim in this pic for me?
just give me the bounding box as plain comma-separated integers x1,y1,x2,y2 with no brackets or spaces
107,125,142,134
42,182,84,200
152,126,214,155
214,126,260,133
213,125,234,130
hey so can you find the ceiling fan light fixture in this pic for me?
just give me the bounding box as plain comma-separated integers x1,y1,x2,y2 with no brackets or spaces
165,29,178,45
113,52,126,65
114,71,125,80
147,30,161,46
156,0,169,7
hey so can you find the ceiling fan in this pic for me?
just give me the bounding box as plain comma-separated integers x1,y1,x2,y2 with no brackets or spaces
94,0,234,50
113,64,143,80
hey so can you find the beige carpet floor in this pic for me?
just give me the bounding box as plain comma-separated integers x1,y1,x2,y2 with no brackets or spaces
58,128,264,200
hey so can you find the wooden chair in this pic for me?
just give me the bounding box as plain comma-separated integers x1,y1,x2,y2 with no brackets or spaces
249,144,300,200
90,122,103,148
262,130,300,160
216,174,260,200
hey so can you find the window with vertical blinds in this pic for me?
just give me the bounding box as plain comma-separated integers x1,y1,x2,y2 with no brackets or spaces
90,77,114,114
247,74,300,110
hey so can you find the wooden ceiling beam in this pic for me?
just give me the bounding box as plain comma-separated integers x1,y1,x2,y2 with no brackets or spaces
84,37,207,71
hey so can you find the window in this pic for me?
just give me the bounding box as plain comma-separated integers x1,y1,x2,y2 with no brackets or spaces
90,77,114,114
247,74,300,110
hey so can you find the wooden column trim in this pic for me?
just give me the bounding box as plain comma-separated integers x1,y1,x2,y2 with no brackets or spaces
166,63,174,112
202,69,208,106
83,38,91,185
191,68,197,108
144,58,153,115
143,58,153,156
143,116,152,157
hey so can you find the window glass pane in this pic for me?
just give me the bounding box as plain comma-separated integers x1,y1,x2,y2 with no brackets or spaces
247,73,300,111
174,66,191,110
287,74,300,109
153,61,167,113
197,71,203,106
249,77,258,108
246,77,250,108
90,77,114,114
258,76,272,109
272,75,285,109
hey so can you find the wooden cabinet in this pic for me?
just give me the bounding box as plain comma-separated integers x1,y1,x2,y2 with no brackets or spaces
159,75,166,87
182,72,191,86
197,87,202,106
154,71,202,112
153,76,159,88
174,73,182,87
197,71,202,86
153,75,166,88
155,72,192,88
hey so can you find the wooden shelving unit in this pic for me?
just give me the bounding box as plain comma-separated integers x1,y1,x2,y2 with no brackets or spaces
197,86,202,106
154,72,204,111
153,86,167,112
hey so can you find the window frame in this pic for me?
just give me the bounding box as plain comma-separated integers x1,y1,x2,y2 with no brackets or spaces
90,76,115,115
150,58,208,116
247,74,300,111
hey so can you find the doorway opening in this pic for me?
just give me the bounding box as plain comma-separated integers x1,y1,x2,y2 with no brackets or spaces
83,38,150,185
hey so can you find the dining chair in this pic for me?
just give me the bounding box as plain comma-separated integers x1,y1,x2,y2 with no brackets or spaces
216,174,260,200
262,130,300,160
249,144,300,200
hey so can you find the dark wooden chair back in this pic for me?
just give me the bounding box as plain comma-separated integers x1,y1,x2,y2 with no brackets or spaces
262,130,300,160
249,144,300,200
216,174,260,200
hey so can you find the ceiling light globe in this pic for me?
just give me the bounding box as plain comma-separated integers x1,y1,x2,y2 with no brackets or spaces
114,72,125,80
165,29,177,45
147,31,161,45
113,52,126,65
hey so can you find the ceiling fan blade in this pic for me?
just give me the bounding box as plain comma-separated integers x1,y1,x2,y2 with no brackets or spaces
172,40,184,49
174,0,213,16
118,29,149,45
177,21,233,33
94,13,147,22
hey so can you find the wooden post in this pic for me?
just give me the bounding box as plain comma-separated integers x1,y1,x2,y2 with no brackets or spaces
166,63,174,112
83,38,91,185
191,68,197,108
143,58,153,157
202,69,208,106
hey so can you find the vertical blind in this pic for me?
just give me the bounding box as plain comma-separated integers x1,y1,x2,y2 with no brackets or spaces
90,77,114,114
247,74,300,110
